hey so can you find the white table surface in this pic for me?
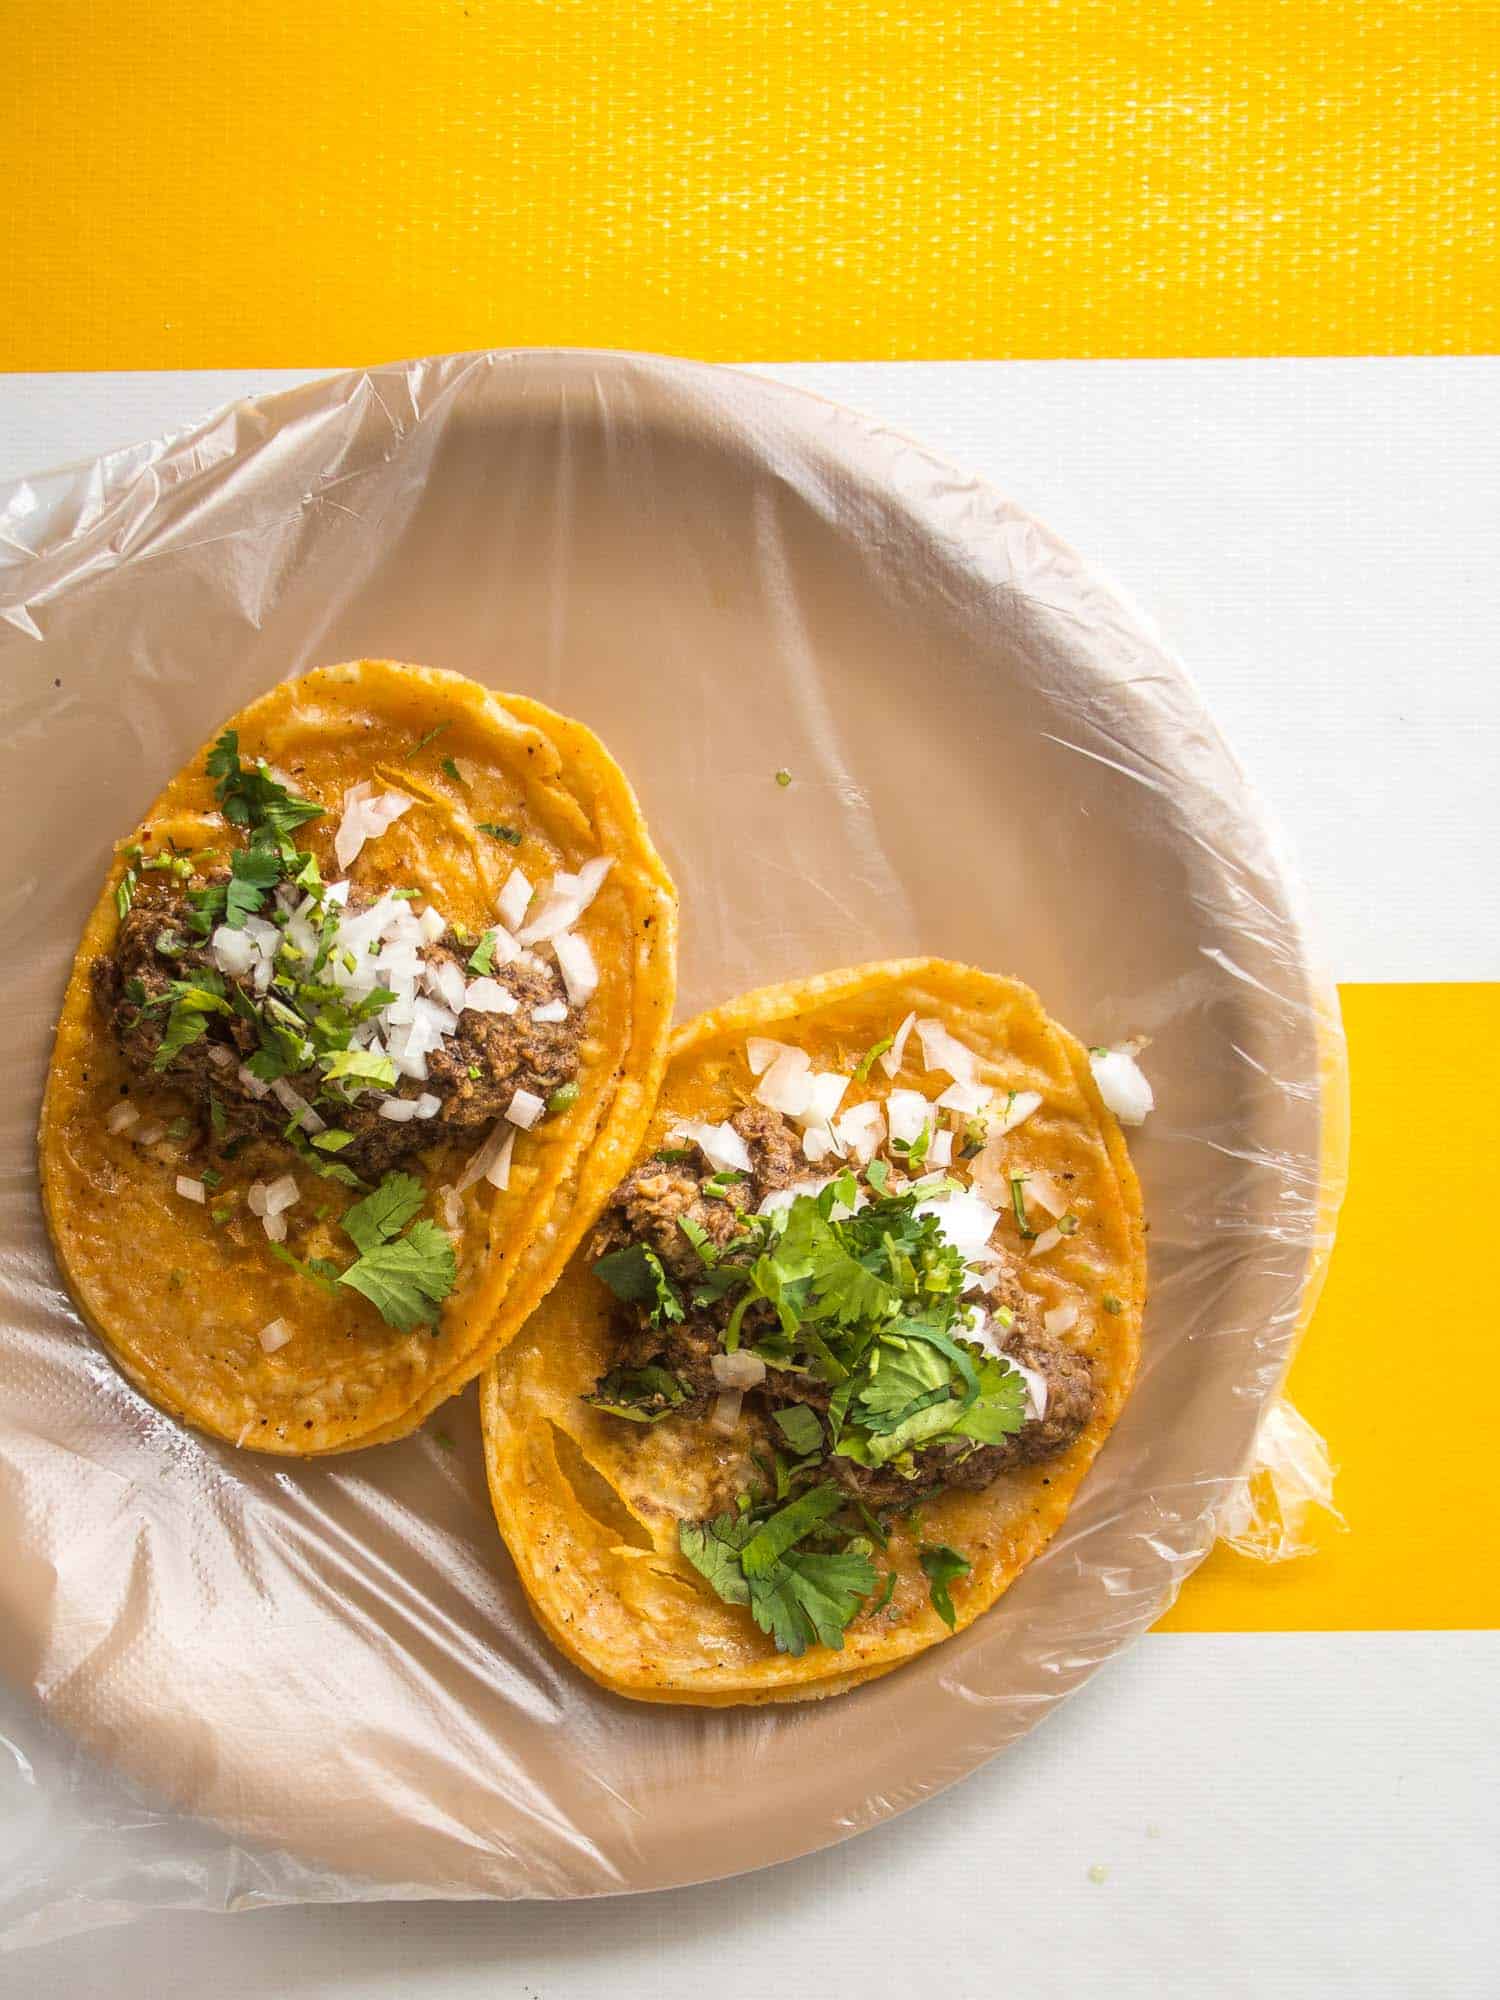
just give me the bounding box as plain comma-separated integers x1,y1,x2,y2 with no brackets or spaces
2,359,1496,1997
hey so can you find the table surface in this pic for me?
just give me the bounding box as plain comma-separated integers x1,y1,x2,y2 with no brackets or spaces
1,357,1496,1997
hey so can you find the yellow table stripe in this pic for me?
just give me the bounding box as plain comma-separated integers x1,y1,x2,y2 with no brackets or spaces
6,1,1495,370
1162,983,1500,1632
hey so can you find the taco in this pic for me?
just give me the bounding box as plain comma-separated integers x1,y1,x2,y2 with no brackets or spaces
39,660,676,1454
480,959,1147,1704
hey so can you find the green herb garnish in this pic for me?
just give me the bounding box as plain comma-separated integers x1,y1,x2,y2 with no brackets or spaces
774,769,792,788
407,721,450,757
468,929,499,975
918,1543,972,1629
475,822,523,845
678,1483,877,1657
440,756,465,786
853,1035,894,1082
547,1082,580,1115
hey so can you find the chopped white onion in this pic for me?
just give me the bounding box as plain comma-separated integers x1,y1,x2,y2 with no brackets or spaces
878,1010,917,1079
237,1064,271,1100
175,1175,206,1204
505,1088,547,1130
884,1088,932,1149
334,781,415,870
754,1047,814,1118
711,1350,766,1390
247,1180,270,1217
1044,1303,1080,1337
455,1119,513,1192
206,1043,234,1068
496,867,533,931
966,1137,1011,1206
270,1077,326,1133
1006,1353,1050,1421
1090,1046,1154,1126
553,930,599,1007
915,1019,978,1085
258,1317,293,1354
803,1127,835,1163
417,905,447,945
936,1079,992,1116
998,1089,1043,1133
531,998,568,1024
747,1037,797,1077
105,1101,140,1134
913,1189,1001,1262
757,1175,835,1216
425,957,468,1013
464,977,519,1015
209,924,258,977
261,1210,288,1244
378,1096,420,1122
1024,1169,1069,1218
833,1099,885,1164
926,1128,954,1168
666,1118,754,1174
801,1071,850,1129
134,1121,167,1146
709,1388,743,1435
413,1093,442,1119
437,1184,464,1232
517,856,613,946
485,1127,517,1189
263,1173,300,1217
1029,1226,1063,1258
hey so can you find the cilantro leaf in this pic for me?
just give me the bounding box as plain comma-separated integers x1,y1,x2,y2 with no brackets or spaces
918,1543,972,1629
321,1048,397,1092
468,929,498,974
592,1243,685,1324
338,1219,457,1331
771,1404,824,1456
407,721,450,757
440,756,465,786
341,1171,426,1254
268,1242,342,1294
739,1483,845,1578
678,1512,756,1606
750,1549,877,1655
475,822,523,845
853,1035,894,1083
225,844,281,928
583,1363,689,1424
208,732,323,842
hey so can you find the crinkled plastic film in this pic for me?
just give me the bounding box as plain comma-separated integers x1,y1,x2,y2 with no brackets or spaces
0,352,1348,1949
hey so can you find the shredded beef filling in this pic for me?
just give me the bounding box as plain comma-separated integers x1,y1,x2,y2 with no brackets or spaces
588,1104,1096,1510
92,879,582,1179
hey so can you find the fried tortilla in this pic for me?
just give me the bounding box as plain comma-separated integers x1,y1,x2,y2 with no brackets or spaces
480,959,1146,1704
39,660,676,1453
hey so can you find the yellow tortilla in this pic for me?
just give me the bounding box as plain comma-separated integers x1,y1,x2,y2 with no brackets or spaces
39,660,677,1454
480,958,1145,1705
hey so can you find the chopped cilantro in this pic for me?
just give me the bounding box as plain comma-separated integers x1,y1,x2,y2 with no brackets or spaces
771,1404,823,1456
207,731,323,845
268,1242,343,1294
547,1082,580,1115
678,1484,877,1656
701,1168,746,1202
407,721,450,757
153,975,232,1070
338,1220,457,1332
583,1363,689,1424
208,1093,227,1138
124,976,148,1006
468,929,499,974
440,756,465,786
167,1116,194,1140
1102,1294,1124,1315
677,1215,718,1265
115,867,138,921
1009,1171,1035,1239
466,1064,482,1079
593,1243,685,1324
310,1128,357,1153
1058,1210,1080,1236
918,1543,972,1629
321,1048,398,1092
341,1172,426,1254
868,1570,898,1617
774,768,792,788
225,845,280,928
475,822,522,845
853,1034,894,1083
211,1206,232,1226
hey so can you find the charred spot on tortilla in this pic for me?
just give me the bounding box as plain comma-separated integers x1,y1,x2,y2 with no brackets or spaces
39,660,677,1456
479,958,1147,1704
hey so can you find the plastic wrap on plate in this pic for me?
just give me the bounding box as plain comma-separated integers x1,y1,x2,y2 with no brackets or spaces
0,352,1347,1948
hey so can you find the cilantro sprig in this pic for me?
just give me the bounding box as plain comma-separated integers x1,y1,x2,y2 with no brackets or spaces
678,1483,878,1657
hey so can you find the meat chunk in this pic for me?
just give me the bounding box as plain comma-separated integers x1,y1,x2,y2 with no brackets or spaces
93,880,581,1180
589,1103,799,1282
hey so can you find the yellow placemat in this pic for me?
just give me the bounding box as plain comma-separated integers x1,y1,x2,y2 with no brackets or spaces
6,0,1496,369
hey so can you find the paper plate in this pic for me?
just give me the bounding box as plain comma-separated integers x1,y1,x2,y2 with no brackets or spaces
0,352,1341,1915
